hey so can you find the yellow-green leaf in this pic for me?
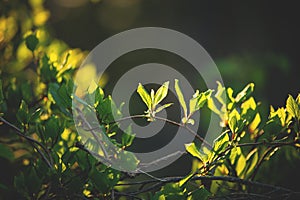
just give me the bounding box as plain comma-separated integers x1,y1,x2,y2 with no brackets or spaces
154,81,169,107
215,81,226,105
155,103,173,113
189,89,212,116
213,131,229,153
175,79,187,118
286,94,300,119
185,143,203,161
235,83,254,103
137,83,152,110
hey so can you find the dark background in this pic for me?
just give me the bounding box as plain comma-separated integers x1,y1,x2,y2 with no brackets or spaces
46,0,300,107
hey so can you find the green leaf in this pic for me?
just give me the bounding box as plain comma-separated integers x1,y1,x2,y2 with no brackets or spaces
26,168,42,194
228,115,238,133
179,172,194,187
213,131,229,153
137,83,152,110
228,109,241,133
25,34,39,52
189,89,212,115
16,100,29,124
40,55,57,82
155,103,173,114
154,81,169,107
286,94,300,119
296,94,300,105
188,187,210,200
207,98,221,116
235,83,254,103
122,125,135,147
175,79,187,118
245,149,258,176
182,117,195,125
44,116,64,141
185,143,203,161
0,144,14,161
236,153,246,176
215,81,226,105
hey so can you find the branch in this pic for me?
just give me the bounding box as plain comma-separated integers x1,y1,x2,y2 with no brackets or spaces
0,116,53,168
117,175,294,196
75,107,109,158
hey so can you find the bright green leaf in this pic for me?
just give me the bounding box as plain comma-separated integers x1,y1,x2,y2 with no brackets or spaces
137,83,152,110
228,109,241,133
154,81,169,107
245,149,258,176
207,98,221,116
235,83,254,103
286,94,300,119
179,172,194,187
155,103,173,114
189,89,212,116
213,131,229,153
185,143,203,161
215,81,226,105
236,153,246,176
175,79,187,118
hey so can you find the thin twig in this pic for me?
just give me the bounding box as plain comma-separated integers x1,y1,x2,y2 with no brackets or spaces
75,107,109,158
117,175,293,195
0,116,53,168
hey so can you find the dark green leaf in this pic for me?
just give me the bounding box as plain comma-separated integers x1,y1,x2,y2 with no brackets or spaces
235,83,254,103
16,100,29,124
0,144,14,161
25,34,39,52
190,187,210,200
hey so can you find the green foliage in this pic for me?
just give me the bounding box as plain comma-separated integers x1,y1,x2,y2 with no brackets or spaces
137,81,172,121
1,1,300,200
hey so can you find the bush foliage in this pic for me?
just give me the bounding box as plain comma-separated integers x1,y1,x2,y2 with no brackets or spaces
1,1,300,199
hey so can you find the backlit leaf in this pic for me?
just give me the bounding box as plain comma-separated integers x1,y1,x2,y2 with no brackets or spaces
175,79,187,118
213,131,229,153
155,103,173,114
185,143,203,162
235,83,254,103
137,83,152,110
286,94,300,119
154,81,169,107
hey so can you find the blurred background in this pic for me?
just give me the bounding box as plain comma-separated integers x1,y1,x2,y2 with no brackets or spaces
46,0,300,108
